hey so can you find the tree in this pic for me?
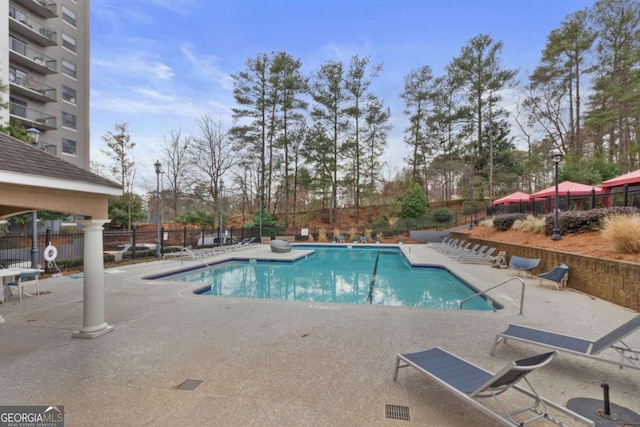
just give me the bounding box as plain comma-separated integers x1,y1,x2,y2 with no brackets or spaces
301,123,334,212
0,120,31,143
160,128,191,219
587,0,640,171
400,66,434,183
269,52,308,227
539,9,595,156
401,183,428,219
186,115,239,226
231,53,270,219
447,34,518,201
310,60,348,224
101,122,137,230
107,194,145,229
343,55,383,221
175,210,216,228
362,95,391,222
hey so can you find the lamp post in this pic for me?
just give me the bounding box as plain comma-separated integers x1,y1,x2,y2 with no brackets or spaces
219,180,224,247
551,149,563,241
26,126,40,147
26,126,41,268
154,160,162,258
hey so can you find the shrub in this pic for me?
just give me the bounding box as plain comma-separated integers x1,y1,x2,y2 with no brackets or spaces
349,227,358,240
433,207,455,225
602,215,640,253
478,217,495,229
317,228,328,242
512,215,544,233
387,217,399,230
543,207,640,235
493,213,527,231
56,257,84,270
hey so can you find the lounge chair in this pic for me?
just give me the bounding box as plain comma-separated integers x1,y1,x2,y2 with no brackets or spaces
490,315,640,371
457,248,499,264
433,238,459,253
227,238,251,251
393,347,594,426
445,242,478,257
430,237,452,250
443,241,471,255
452,245,489,260
536,264,569,290
509,255,541,277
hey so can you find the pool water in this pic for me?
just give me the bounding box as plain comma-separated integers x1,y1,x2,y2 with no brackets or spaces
168,246,497,311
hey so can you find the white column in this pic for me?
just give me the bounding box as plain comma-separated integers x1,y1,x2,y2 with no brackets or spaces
73,219,113,338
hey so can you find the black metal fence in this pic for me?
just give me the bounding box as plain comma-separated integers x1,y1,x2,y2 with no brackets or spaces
7,186,637,272
487,184,640,216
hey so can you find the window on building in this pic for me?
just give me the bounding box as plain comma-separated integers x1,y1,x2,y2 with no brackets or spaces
9,66,28,86
10,36,27,56
9,97,27,118
62,112,76,129
62,86,77,104
62,6,77,26
62,138,77,156
62,33,76,53
62,59,76,78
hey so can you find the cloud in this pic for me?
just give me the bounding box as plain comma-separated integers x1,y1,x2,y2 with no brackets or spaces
180,45,235,91
93,51,175,81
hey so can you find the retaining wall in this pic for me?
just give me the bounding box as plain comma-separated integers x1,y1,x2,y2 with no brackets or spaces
450,231,640,312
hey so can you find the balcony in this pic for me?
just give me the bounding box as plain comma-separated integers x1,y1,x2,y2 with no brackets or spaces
9,37,56,74
9,5,57,47
38,141,57,156
12,0,57,19
9,74,56,103
10,102,57,130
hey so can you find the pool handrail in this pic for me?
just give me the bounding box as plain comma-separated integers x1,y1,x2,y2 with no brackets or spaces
459,277,526,315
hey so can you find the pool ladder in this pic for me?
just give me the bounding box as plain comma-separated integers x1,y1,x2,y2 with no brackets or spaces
459,277,526,314
367,250,382,304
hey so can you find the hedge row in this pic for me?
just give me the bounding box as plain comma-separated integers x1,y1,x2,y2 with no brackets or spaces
542,206,640,235
493,213,527,231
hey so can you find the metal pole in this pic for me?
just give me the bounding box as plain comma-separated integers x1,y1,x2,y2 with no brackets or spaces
154,161,162,258
551,149,562,241
31,211,38,268
219,180,224,247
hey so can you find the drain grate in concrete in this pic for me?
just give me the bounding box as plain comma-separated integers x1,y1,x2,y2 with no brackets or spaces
174,379,204,391
385,404,410,421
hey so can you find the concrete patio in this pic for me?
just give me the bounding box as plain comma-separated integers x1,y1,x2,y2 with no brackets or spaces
1,244,638,426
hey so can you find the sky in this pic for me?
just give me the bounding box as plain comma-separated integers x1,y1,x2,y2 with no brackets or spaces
90,0,597,192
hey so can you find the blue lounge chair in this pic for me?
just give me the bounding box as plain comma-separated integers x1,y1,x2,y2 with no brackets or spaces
490,315,640,371
509,255,541,277
536,264,569,290
393,347,594,426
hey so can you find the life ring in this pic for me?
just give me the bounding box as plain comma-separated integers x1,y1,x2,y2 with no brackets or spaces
44,245,58,262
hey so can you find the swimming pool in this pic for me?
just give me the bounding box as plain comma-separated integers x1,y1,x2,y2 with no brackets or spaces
162,246,500,311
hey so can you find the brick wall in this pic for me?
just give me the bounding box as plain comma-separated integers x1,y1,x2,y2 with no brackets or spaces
451,232,640,312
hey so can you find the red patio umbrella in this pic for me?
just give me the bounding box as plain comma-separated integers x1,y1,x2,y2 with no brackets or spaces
530,181,601,199
492,191,530,206
600,169,640,189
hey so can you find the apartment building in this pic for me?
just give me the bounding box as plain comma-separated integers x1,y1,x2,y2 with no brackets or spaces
0,0,89,170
